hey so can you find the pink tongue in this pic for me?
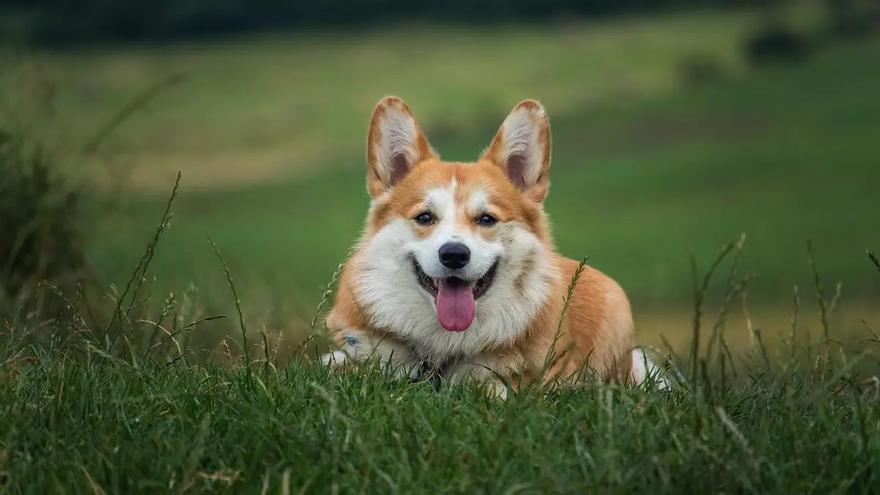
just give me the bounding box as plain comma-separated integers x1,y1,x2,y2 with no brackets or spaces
435,278,475,332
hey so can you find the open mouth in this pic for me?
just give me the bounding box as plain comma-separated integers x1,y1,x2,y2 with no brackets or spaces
412,258,498,332
412,259,497,299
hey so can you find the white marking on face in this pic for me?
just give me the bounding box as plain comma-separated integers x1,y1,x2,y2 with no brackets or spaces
467,188,489,214
409,184,501,282
353,179,557,361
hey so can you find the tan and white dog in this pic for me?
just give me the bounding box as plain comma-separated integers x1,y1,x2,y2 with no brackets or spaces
324,97,658,394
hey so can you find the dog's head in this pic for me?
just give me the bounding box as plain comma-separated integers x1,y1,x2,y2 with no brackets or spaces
354,97,555,354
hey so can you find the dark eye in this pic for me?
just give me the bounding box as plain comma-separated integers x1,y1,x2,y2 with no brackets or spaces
476,214,497,226
414,212,435,225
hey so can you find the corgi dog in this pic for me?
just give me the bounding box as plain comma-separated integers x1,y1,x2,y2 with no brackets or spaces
324,96,657,394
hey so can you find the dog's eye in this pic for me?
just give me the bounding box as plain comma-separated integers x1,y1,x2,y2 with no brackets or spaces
476,214,498,226
414,212,435,225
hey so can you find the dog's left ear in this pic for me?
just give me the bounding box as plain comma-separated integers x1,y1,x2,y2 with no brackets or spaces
481,100,551,203
366,96,436,198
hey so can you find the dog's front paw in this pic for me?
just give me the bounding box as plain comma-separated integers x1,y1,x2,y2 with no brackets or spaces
445,359,512,399
321,350,348,367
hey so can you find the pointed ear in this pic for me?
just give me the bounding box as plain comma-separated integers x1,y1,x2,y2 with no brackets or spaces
481,100,551,202
366,96,436,198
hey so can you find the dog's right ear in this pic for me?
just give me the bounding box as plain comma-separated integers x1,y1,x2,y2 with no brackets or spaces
366,96,436,198
481,100,551,203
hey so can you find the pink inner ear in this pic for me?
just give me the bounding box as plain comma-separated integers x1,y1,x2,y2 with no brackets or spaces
506,154,528,190
389,153,409,185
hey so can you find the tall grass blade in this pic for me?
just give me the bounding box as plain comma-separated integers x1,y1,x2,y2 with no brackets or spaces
104,172,181,352
81,74,186,156
539,257,588,382
208,236,252,384
806,240,831,343
868,250,880,273
689,237,738,383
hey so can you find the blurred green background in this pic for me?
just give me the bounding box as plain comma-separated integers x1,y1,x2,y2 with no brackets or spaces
2,0,878,351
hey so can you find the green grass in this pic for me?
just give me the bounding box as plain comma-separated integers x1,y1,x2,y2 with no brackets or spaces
3,320,880,493
2,186,878,492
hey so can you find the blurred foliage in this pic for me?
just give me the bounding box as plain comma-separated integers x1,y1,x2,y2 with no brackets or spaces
0,130,86,306
827,0,880,37
4,0,775,44
739,0,880,67
743,21,811,65
677,53,726,85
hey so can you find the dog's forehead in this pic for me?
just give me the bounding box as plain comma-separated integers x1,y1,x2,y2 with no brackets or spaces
424,181,455,211
424,178,490,213
368,159,542,234
367,159,548,242
412,162,497,202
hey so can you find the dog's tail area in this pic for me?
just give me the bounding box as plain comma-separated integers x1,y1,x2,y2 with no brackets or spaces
631,347,671,390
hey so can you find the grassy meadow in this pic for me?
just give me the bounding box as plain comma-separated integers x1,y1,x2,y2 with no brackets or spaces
3,346,880,493
2,8,880,492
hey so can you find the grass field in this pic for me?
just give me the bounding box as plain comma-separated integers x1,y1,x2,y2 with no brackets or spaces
2,353,879,493
2,238,879,492
2,267,880,492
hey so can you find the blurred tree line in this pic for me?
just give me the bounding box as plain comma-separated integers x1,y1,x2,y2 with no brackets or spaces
4,0,773,44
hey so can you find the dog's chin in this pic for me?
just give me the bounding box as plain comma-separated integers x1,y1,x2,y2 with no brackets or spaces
411,258,498,301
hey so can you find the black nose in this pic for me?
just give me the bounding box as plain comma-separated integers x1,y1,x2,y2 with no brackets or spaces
438,242,470,269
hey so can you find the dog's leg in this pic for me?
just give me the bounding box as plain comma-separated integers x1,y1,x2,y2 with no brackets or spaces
445,353,523,399
630,347,670,390
322,328,421,379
